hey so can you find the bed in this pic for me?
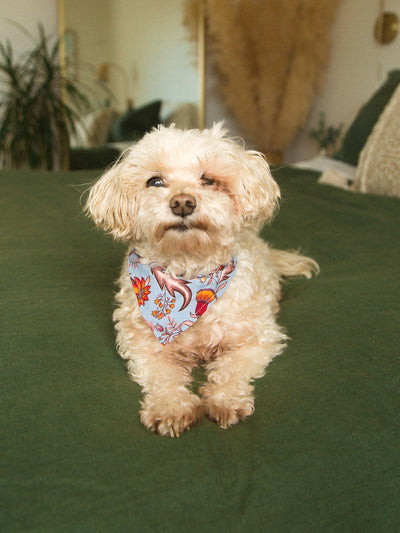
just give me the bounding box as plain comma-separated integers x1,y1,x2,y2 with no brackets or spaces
2,67,400,530
1,154,399,531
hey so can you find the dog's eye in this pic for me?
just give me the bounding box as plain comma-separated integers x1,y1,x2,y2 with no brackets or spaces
200,175,215,187
146,176,165,188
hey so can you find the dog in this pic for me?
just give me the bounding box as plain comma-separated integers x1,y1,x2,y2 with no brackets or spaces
86,123,319,437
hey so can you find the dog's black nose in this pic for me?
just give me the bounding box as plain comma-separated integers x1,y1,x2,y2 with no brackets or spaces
169,194,197,217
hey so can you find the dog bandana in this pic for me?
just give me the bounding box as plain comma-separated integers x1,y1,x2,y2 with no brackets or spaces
128,250,237,345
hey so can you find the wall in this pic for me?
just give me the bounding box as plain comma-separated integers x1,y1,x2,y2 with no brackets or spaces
205,0,400,163
0,0,57,53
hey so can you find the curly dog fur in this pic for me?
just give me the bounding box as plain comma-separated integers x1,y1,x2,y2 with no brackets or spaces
86,123,318,437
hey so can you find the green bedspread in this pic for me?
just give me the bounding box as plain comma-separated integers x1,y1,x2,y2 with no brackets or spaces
1,167,399,532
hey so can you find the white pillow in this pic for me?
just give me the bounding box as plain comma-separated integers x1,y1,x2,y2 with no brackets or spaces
70,108,120,148
354,84,400,198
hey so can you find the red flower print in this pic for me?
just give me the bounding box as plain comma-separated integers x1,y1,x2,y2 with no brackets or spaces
131,276,151,306
195,288,216,316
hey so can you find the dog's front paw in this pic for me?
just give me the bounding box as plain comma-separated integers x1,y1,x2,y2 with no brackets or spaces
140,393,203,437
199,385,254,429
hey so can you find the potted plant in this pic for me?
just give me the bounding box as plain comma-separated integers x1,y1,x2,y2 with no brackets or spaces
308,112,343,156
0,23,91,170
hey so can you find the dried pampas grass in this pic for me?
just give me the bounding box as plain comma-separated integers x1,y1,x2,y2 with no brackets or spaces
182,0,201,53
184,0,340,154
206,0,260,139
271,1,340,151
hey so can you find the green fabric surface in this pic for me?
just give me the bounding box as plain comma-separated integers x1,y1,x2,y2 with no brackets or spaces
334,69,400,165
1,167,399,532
69,146,120,170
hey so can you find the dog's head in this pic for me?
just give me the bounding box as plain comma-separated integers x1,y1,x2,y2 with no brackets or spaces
86,123,280,260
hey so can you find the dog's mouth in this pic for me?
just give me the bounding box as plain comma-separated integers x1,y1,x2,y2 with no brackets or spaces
168,223,189,232
164,220,208,233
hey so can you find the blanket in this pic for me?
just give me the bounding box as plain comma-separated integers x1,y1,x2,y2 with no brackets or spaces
1,167,399,532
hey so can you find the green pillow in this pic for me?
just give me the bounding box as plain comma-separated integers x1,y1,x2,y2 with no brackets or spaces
334,69,400,165
109,100,162,142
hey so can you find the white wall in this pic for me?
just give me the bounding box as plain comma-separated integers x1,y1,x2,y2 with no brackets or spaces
0,0,58,53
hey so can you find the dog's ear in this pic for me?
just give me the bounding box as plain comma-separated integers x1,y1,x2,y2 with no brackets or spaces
238,150,280,229
85,164,134,240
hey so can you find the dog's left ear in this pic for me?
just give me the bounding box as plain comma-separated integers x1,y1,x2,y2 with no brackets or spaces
237,150,280,229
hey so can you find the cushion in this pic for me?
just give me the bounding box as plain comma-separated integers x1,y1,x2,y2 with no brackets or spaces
108,100,162,142
353,84,400,198
334,69,400,165
70,108,120,148
164,102,199,128
87,108,120,147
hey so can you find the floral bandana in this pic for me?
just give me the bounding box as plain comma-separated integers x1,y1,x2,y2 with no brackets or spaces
128,250,237,345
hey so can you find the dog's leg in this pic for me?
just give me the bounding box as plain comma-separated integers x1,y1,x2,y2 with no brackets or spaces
200,338,285,428
126,352,203,437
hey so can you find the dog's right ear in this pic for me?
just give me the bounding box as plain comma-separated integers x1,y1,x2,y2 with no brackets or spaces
85,164,134,240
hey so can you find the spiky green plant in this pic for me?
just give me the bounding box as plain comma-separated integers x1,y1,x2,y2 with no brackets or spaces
0,23,91,170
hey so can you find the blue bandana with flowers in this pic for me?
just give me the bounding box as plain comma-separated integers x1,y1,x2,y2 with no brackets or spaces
128,250,237,345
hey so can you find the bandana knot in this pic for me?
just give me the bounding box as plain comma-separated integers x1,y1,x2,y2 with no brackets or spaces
128,250,237,345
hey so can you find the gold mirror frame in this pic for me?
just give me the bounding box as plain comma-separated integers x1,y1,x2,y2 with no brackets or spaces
197,0,206,129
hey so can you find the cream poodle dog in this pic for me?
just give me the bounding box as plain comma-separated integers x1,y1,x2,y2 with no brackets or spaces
86,123,318,437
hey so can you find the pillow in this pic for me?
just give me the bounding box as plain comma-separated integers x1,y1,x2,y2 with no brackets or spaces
108,100,162,142
334,69,400,165
70,108,119,148
87,108,120,147
164,102,199,129
353,84,400,198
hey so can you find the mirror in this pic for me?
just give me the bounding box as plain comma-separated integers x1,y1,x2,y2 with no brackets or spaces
58,0,204,147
